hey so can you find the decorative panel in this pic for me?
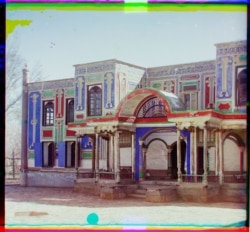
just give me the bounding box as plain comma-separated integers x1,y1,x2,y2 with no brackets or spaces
75,76,85,111
217,56,233,98
163,80,175,93
205,76,216,109
28,92,41,150
34,142,42,167
43,129,53,138
58,141,66,167
104,72,115,109
66,129,75,137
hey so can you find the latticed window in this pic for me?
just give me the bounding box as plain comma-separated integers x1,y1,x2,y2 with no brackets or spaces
137,97,167,118
88,85,102,116
66,99,74,124
43,101,54,126
119,133,131,147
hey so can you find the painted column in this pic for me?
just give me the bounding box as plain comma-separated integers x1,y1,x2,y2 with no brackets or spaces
138,139,145,181
219,129,224,185
167,146,172,176
190,127,194,175
215,130,219,176
194,127,197,182
239,146,245,174
107,137,110,171
114,131,120,183
177,126,182,183
203,125,208,185
95,133,99,182
110,134,114,172
131,133,135,180
75,135,79,180
20,66,29,187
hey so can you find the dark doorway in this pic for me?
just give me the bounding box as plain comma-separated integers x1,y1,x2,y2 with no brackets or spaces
66,141,75,167
171,140,186,179
197,147,204,175
43,142,55,167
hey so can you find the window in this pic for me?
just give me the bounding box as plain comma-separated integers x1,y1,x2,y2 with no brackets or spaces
66,99,74,124
236,68,247,106
43,101,54,126
88,85,102,116
182,92,198,110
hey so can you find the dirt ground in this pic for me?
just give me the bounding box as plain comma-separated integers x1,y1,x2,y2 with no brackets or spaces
5,184,247,209
4,184,248,228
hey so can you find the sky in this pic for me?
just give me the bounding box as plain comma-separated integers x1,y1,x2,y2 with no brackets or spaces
6,4,247,81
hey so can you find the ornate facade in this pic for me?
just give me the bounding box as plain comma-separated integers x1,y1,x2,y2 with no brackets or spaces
21,41,247,198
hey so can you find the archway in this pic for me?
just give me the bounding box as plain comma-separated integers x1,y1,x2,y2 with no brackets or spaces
146,139,168,170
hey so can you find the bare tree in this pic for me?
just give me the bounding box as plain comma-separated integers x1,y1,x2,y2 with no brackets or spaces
6,37,44,181
5,130,21,179
6,38,43,115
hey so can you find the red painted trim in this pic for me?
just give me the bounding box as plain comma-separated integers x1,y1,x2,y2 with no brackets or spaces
68,123,87,128
86,117,117,123
135,117,168,123
43,130,53,137
66,130,75,136
76,114,84,119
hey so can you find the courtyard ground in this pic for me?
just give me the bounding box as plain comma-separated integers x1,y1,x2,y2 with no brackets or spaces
4,184,248,230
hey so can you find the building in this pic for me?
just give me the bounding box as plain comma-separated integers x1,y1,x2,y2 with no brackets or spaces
21,40,247,202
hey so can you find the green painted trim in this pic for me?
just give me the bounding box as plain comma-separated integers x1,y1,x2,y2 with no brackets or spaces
42,90,54,98
82,152,92,159
65,88,75,96
139,171,145,178
29,152,34,159
152,83,162,89
239,54,247,61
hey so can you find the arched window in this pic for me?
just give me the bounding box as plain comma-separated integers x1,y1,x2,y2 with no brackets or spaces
66,99,74,124
88,85,102,116
43,101,54,126
236,68,247,106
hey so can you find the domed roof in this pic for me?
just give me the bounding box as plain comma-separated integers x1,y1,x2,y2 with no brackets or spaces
158,90,186,112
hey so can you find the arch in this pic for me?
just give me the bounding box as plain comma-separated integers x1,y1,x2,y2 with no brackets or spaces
222,131,245,147
222,131,246,173
146,138,168,148
140,127,176,145
116,88,185,119
43,101,54,126
145,139,168,170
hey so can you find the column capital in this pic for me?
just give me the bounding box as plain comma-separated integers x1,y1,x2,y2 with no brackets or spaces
139,139,144,146
176,122,183,130
239,146,245,152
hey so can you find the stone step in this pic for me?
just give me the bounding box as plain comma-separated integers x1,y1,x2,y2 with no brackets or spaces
128,193,145,199
134,189,146,195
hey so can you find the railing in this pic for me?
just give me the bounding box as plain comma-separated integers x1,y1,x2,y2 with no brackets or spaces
223,174,247,183
120,172,133,180
77,169,133,180
181,174,203,183
99,172,115,180
77,171,95,179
